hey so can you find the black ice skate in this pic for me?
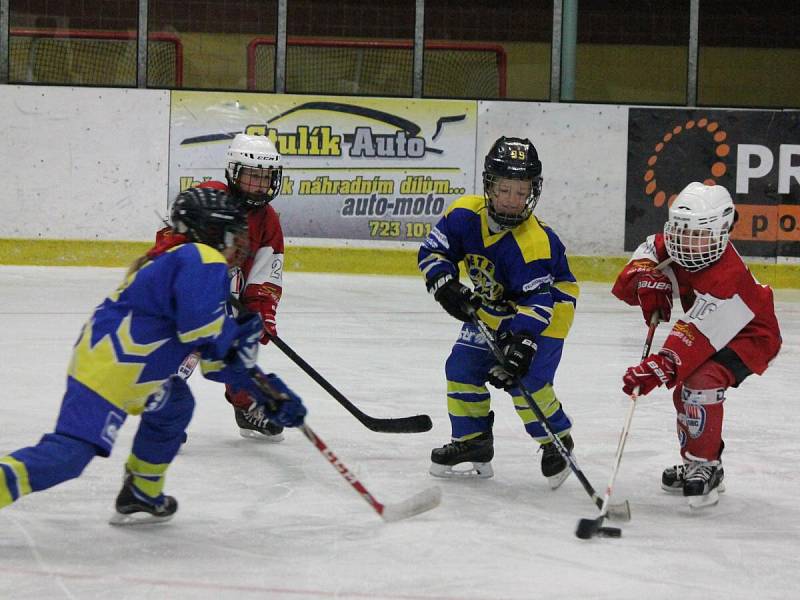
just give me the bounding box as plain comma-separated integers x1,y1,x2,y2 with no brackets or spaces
235,405,284,442
430,413,494,478
683,460,725,509
109,475,178,526
539,434,574,489
661,463,689,492
430,433,494,478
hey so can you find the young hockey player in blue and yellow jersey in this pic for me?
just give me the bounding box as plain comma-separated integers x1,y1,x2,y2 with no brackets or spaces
0,187,306,524
419,136,579,488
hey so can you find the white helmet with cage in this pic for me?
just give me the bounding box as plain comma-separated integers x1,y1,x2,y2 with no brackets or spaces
664,182,736,271
225,133,283,207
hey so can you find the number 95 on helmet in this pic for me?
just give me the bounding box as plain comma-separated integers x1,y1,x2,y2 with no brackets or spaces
483,136,543,230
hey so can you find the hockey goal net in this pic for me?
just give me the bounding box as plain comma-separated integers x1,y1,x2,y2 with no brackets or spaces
9,28,183,87
247,38,507,98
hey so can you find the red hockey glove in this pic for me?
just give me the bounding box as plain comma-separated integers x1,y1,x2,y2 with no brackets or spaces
635,270,672,324
260,302,278,344
242,282,282,345
622,352,677,396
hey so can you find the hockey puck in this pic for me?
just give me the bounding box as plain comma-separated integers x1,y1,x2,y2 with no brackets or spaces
575,518,600,539
598,526,622,538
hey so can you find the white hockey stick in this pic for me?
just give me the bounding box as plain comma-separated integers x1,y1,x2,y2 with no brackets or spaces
299,423,442,522
251,371,441,522
576,258,672,539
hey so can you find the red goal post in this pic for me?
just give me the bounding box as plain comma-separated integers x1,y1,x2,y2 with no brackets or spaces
9,28,184,87
247,37,507,98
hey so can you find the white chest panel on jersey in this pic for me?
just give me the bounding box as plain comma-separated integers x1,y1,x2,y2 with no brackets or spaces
683,291,754,351
247,246,283,287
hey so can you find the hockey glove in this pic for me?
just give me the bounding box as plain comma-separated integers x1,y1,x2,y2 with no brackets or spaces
239,371,306,428
635,270,672,324
622,351,677,396
487,332,537,390
255,373,307,428
242,282,281,345
427,273,480,322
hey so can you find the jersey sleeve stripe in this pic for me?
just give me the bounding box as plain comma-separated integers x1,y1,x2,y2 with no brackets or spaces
177,314,226,344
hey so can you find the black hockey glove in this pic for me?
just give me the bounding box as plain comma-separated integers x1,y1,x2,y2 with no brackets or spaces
487,332,537,390
427,273,480,322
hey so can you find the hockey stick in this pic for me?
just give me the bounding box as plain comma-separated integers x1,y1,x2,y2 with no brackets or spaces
575,312,660,539
252,372,441,522
227,294,432,434
575,257,673,539
298,423,442,522
265,332,433,434
471,315,631,521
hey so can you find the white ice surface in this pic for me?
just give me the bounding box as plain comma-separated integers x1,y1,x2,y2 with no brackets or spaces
0,266,798,599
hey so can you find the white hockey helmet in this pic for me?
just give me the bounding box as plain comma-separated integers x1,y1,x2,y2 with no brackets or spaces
225,133,283,207
664,182,735,271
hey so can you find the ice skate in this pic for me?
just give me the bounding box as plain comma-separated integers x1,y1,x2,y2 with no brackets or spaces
235,405,284,442
684,459,725,509
539,434,574,489
430,424,494,479
661,463,689,493
109,475,178,526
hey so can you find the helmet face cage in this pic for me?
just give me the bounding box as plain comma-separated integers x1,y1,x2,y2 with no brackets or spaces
224,134,283,208
664,220,730,271
483,172,543,229
663,183,735,271
226,162,283,208
482,136,543,230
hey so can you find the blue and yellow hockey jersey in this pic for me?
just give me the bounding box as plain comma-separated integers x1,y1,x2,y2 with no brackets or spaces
67,243,243,415
418,195,579,340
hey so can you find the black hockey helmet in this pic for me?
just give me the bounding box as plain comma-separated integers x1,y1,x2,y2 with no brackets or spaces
483,137,543,229
170,187,248,253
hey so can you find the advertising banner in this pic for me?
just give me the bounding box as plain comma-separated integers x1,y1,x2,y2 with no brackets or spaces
478,101,630,256
626,108,800,258
170,92,477,242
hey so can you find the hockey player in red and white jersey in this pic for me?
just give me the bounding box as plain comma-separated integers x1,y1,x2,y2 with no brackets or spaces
612,182,781,508
155,133,287,441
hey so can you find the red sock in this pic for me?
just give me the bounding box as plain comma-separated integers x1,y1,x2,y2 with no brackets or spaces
673,360,733,462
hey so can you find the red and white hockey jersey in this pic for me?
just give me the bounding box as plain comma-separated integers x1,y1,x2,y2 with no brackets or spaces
612,233,781,380
158,180,284,338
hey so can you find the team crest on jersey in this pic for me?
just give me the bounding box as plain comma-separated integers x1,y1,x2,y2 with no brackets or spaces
465,254,503,301
683,403,707,439
101,411,125,447
145,382,170,413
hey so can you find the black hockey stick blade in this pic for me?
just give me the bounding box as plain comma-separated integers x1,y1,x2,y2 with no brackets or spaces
575,516,622,540
267,332,432,433
360,413,433,434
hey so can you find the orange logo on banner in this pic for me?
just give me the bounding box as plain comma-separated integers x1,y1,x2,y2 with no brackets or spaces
643,117,730,208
